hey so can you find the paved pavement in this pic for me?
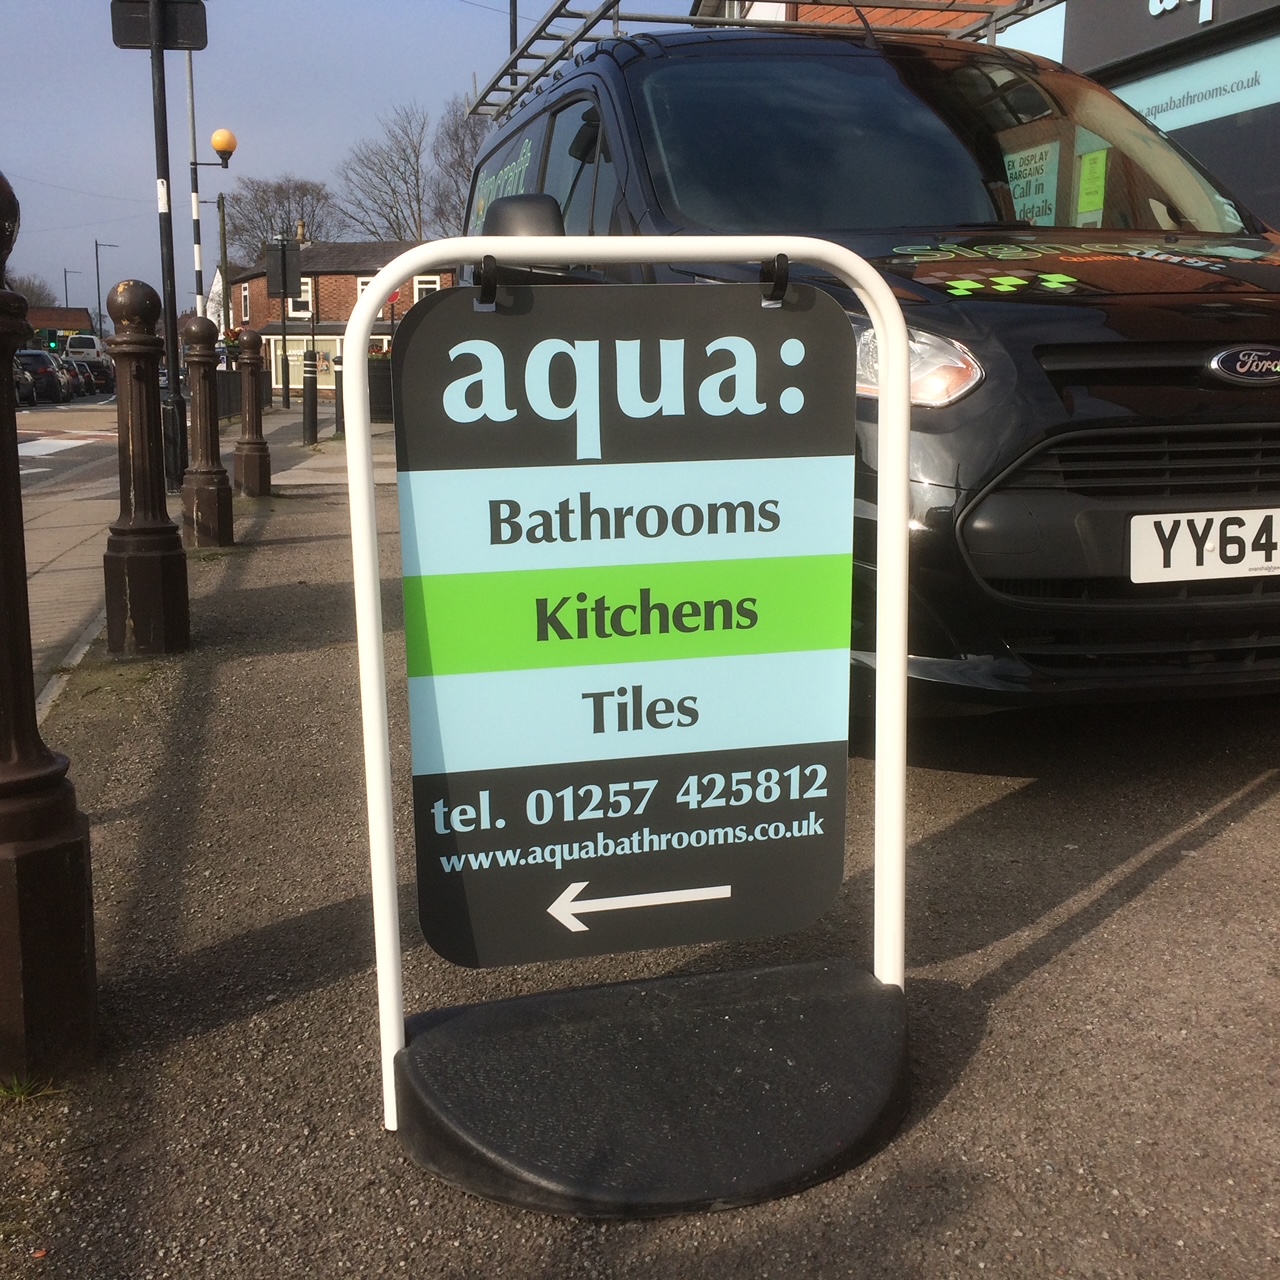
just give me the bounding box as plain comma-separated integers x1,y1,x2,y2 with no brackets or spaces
19,404,396,699
3,414,1277,1277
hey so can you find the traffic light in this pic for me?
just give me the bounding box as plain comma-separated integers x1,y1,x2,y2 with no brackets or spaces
46,331,58,351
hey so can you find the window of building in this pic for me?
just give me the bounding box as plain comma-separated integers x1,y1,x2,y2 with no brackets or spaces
287,277,313,319
414,275,442,301
240,283,250,323
356,276,384,318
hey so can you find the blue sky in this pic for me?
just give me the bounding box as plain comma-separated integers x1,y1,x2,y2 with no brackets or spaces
1,0,690,315
1,0,1064,322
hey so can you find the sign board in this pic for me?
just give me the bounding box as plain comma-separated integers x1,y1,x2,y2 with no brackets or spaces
1063,0,1280,75
265,240,302,300
392,283,856,967
1112,27,1280,132
1003,141,1060,226
110,0,208,51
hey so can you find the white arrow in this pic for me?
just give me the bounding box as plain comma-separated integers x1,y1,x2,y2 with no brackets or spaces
547,880,732,932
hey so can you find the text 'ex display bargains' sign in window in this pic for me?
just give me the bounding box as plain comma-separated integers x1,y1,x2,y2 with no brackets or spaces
391,285,857,967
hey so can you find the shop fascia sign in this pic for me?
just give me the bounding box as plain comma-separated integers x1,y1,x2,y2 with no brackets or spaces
1149,0,1214,21
1064,0,1280,75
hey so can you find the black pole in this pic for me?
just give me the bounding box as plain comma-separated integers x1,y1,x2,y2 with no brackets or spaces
510,1,518,85
149,0,188,491
279,286,290,410
333,355,344,438
302,349,317,446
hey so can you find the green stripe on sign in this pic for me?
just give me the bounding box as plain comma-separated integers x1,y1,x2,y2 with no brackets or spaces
404,555,852,676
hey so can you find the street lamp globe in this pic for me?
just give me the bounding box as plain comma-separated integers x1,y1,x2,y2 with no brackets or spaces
210,128,237,168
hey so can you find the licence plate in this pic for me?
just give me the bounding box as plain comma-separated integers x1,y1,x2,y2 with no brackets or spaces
1130,508,1280,583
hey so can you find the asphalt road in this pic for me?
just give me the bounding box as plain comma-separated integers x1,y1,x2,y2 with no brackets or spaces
16,397,119,492
16,397,338,496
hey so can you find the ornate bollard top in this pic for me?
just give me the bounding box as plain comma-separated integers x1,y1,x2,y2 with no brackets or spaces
238,328,262,358
182,314,218,351
107,280,163,335
0,171,18,276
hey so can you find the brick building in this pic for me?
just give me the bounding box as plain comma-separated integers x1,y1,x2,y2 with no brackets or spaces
231,241,456,397
24,307,97,346
691,1,1029,37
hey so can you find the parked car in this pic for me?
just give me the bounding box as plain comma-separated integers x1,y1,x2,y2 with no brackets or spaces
15,349,71,403
56,353,88,396
65,334,114,391
73,359,98,395
13,358,37,407
465,26,1280,711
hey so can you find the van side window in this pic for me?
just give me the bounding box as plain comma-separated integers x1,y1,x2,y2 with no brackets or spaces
467,117,547,235
543,100,606,237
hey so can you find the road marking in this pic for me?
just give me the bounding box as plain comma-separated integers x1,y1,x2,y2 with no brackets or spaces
18,435,112,455
547,880,733,932
17,439,83,458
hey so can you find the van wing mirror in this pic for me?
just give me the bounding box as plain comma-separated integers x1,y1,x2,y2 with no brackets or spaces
482,193,566,238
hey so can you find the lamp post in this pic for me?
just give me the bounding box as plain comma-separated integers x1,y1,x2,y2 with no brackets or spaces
94,240,118,336
63,267,82,309
186,48,236,319
198,194,233,342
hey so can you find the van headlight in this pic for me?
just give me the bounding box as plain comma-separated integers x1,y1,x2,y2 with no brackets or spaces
849,318,984,408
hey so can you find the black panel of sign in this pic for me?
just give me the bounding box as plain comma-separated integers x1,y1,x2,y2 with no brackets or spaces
392,284,857,967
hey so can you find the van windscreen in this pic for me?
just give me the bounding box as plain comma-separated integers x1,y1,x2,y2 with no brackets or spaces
631,51,1250,236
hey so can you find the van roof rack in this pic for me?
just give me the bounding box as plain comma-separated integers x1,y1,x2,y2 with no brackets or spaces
470,0,1043,123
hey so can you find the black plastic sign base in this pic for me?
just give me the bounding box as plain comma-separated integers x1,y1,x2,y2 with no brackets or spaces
394,961,909,1218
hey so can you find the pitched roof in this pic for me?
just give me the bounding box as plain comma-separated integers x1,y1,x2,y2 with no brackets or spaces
692,2,1029,38
233,240,423,284
797,3,1024,35
26,306,96,332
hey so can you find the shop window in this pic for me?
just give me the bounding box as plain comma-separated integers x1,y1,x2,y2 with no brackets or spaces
356,276,384,318
287,277,313,319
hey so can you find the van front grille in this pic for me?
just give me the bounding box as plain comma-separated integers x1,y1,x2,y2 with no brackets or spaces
998,424,1280,500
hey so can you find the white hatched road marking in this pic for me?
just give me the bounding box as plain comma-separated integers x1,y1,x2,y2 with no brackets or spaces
19,438,85,458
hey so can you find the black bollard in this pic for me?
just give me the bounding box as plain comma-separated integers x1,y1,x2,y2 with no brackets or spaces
180,315,235,547
0,171,97,1082
233,329,271,497
333,355,344,438
302,348,318,446
103,281,190,655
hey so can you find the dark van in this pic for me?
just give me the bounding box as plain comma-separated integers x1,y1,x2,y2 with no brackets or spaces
464,27,1280,710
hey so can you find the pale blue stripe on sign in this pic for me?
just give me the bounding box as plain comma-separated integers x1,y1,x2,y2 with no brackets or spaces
407,649,850,775
397,456,855,577
1116,31,1280,133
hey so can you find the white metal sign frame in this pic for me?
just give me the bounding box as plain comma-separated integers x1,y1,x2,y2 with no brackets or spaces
342,235,911,1129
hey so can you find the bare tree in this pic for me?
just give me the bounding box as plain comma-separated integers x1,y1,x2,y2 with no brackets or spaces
224,175,344,261
427,94,491,238
334,103,434,241
5,270,57,307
